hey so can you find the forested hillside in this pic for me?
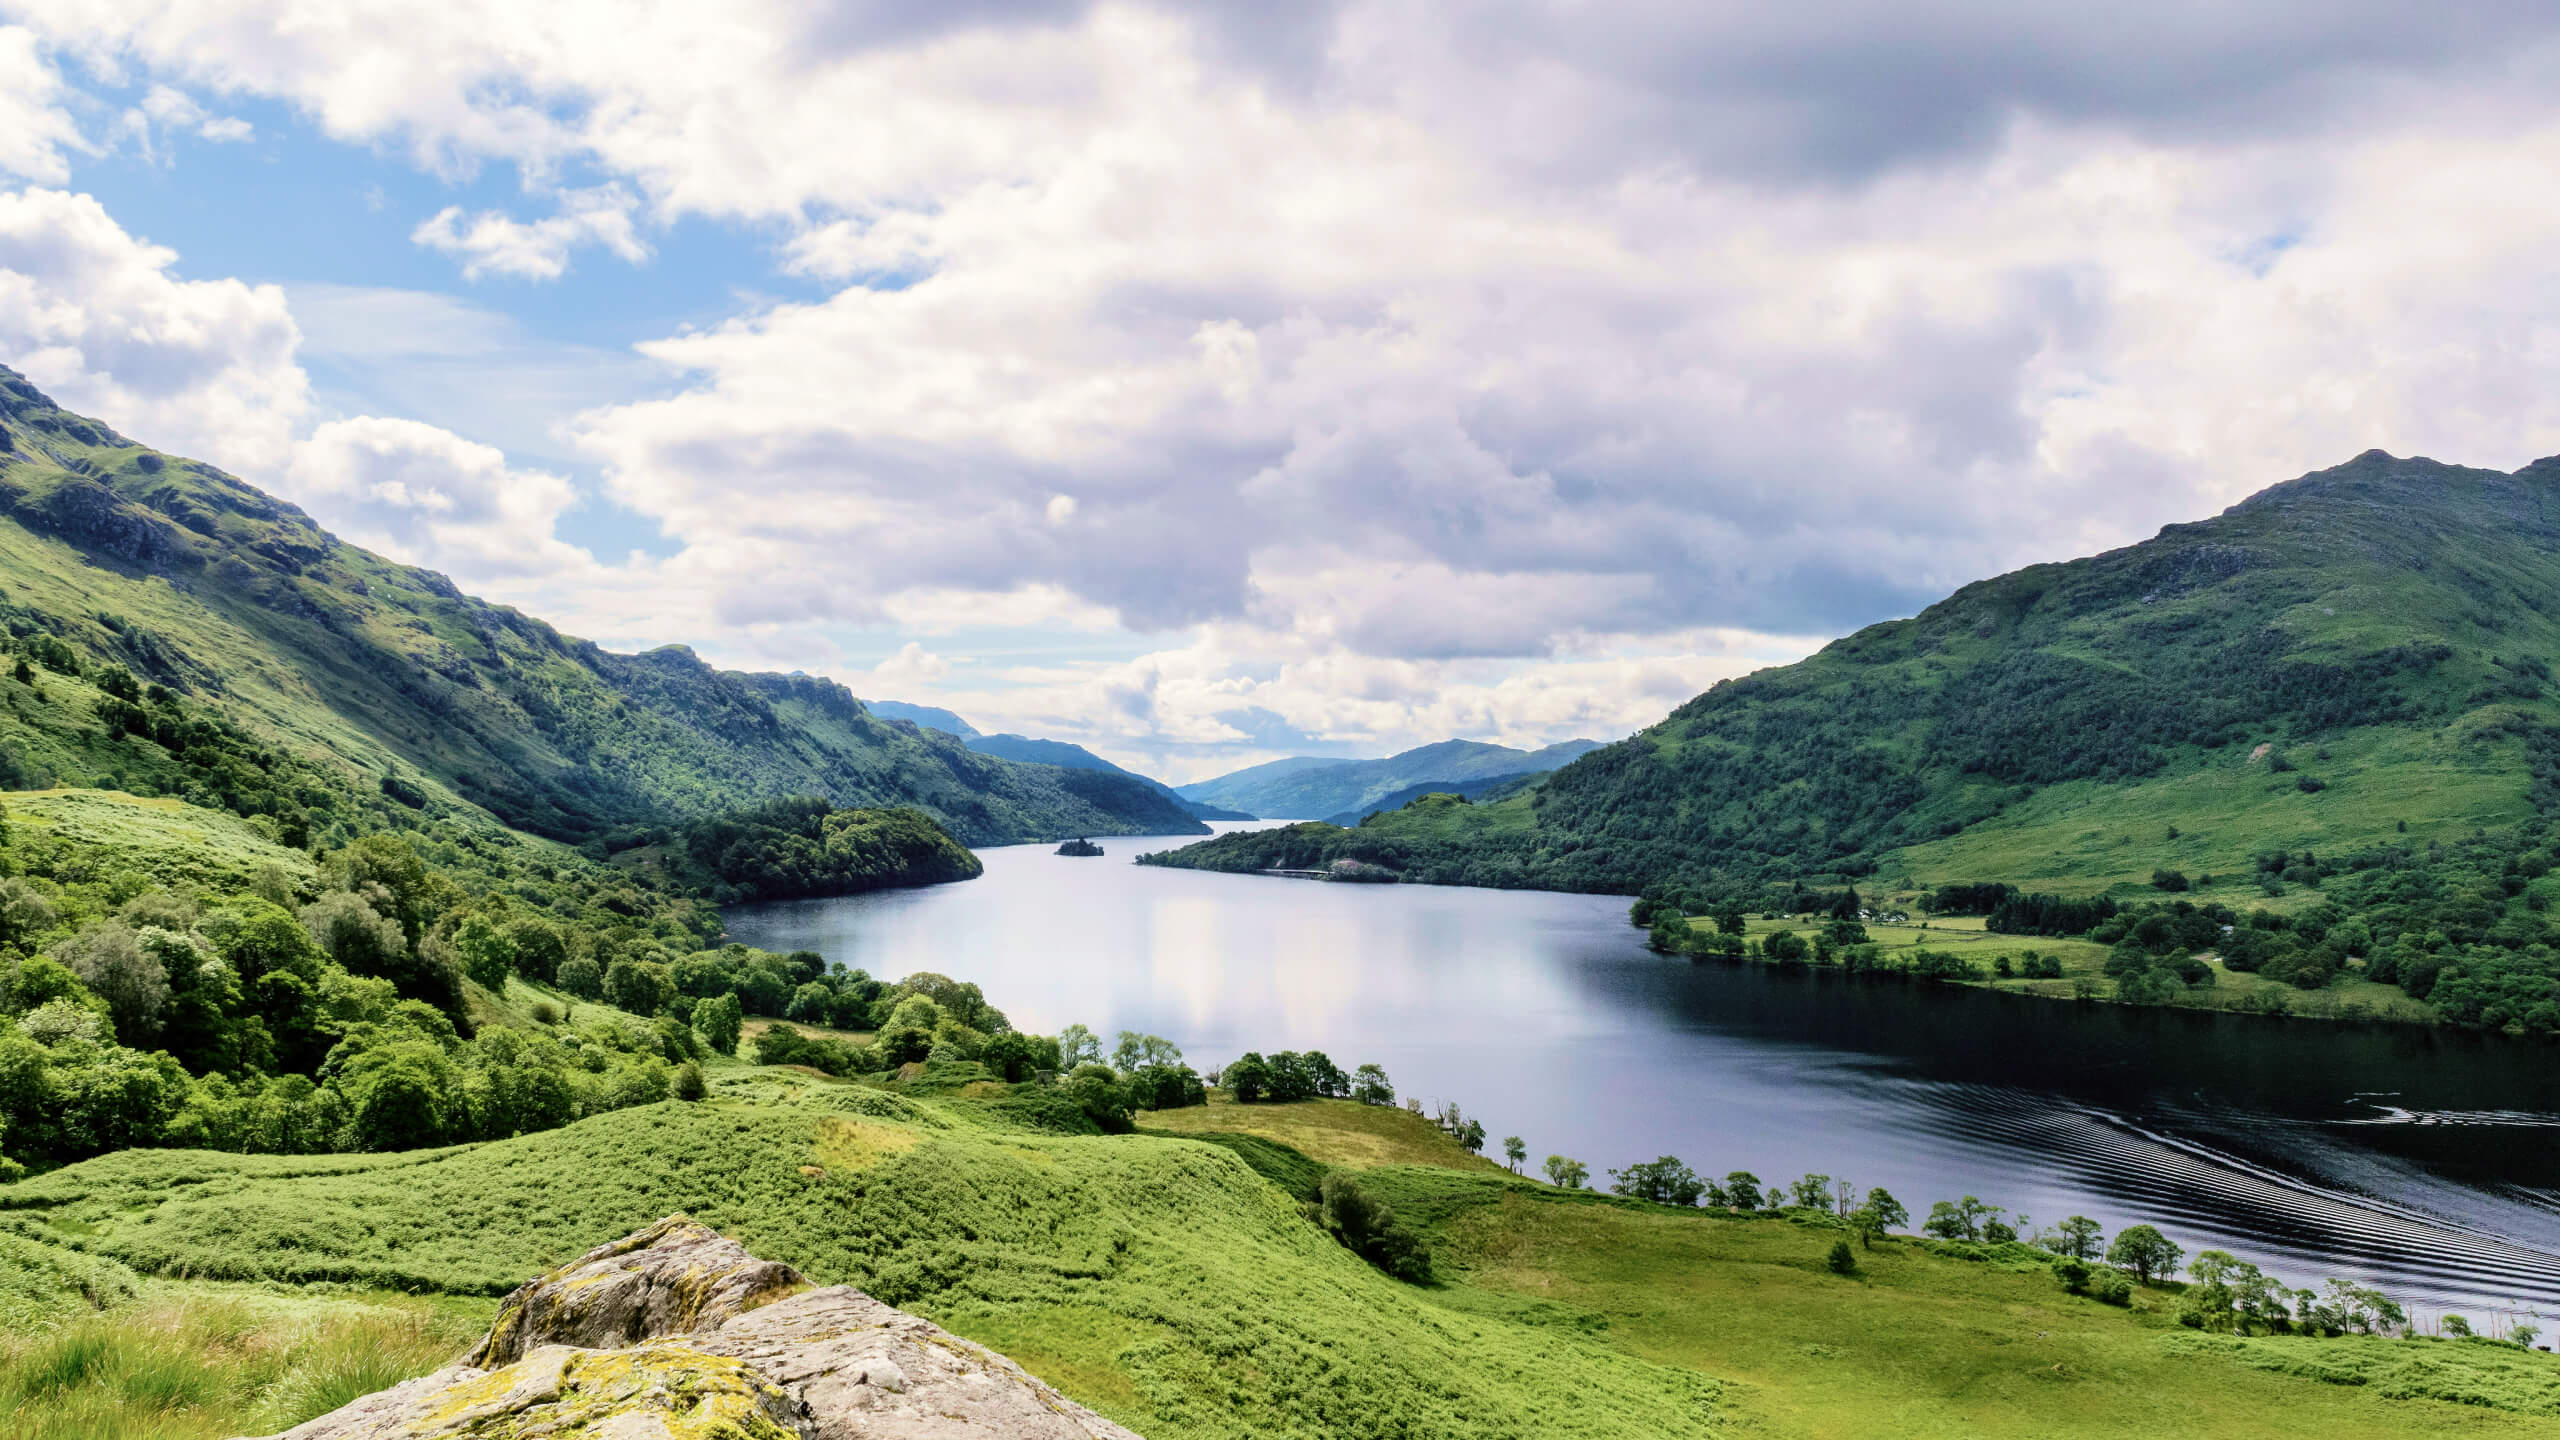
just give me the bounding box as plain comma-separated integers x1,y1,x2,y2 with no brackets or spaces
1150,450,2560,894
0,367,1198,847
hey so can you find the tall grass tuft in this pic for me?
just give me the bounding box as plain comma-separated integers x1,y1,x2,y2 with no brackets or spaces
0,1295,477,1440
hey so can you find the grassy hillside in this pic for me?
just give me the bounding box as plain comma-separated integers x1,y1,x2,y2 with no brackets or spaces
0,368,1199,847
0,789,318,894
1151,450,2560,893
0,1082,1725,1438
5,1078,2551,1439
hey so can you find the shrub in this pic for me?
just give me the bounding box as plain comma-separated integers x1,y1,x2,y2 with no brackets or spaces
1318,1170,1434,1283
557,957,604,1000
2053,1257,2092,1294
672,1061,707,1101
2089,1269,2134,1305
694,993,743,1056
528,1000,560,1025
602,959,675,1017
1062,1065,1133,1133
1825,1239,1858,1275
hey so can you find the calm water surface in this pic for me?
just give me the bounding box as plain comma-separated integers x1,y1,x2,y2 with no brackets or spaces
728,825,2560,1320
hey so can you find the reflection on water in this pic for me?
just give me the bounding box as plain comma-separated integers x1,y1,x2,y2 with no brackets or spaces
726,827,2560,1318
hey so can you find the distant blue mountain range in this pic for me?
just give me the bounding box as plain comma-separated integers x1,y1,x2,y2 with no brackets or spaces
1176,738,1603,822
862,701,1253,822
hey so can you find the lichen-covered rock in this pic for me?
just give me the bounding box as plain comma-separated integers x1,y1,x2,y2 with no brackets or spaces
253,1341,812,1439
238,1217,1142,1440
470,1216,807,1367
695,1286,1143,1439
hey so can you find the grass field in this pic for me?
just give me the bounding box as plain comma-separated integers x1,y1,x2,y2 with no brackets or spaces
1422,1183,2560,1437
0,1287,490,1440
4,1073,2552,1438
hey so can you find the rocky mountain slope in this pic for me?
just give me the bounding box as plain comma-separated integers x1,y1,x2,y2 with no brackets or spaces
0,367,1199,847
1148,449,2560,895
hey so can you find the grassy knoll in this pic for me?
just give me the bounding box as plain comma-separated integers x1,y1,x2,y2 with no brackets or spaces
1136,1094,1505,1171
0,1081,1721,1439
740,1014,876,1047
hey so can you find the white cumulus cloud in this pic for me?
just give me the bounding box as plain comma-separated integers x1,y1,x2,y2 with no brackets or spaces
0,29,83,184
0,186,307,471
17,2,2560,761
282,415,597,580
871,640,952,685
411,187,650,281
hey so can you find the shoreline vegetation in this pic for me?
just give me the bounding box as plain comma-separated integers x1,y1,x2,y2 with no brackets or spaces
1634,896,2437,1027
1145,811,2560,1037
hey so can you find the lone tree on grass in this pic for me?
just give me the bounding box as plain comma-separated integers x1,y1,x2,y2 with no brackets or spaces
2107,1223,2183,1284
1849,1188,1908,1248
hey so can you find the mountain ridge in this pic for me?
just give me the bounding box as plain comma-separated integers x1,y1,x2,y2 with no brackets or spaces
1144,448,2560,896
1178,738,1603,820
0,367,1203,847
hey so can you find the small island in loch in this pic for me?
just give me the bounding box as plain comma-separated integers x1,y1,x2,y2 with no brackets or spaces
1057,837,1106,856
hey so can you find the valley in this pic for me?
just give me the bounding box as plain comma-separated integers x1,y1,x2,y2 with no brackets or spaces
4,384,2559,1437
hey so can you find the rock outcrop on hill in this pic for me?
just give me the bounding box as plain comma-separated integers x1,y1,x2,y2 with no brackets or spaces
244,1216,1144,1440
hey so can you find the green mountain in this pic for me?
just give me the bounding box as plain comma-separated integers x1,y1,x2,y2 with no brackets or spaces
964,731,1256,821
1147,450,2560,896
0,368,1202,847
1318,771,1546,826
1178,738,1603,821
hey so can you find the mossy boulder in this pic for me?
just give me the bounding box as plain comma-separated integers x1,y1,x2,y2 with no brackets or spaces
469,1215,804,1367
242,1215,1142,1440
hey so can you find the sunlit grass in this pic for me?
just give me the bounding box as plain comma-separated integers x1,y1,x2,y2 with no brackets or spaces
1422,1185,2560,1438
0,1290,485,1440
1136,1095,1502,1171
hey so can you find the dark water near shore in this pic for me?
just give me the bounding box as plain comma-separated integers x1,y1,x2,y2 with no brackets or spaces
729,826,2560,1321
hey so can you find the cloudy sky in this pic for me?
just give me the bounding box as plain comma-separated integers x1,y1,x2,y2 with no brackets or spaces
6,3,2560,780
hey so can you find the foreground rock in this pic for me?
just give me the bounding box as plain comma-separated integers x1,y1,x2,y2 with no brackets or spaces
245,1216,1143,1440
